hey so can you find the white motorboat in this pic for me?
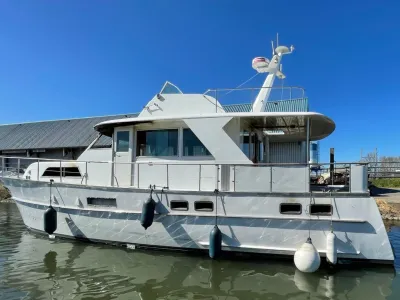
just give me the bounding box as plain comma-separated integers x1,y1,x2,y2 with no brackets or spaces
0,38,394,270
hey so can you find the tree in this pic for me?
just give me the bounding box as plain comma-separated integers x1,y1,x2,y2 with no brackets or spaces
360,152,400,178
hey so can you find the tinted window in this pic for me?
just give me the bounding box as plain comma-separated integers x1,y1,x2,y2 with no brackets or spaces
170,200,188,211
136,129,178,156
182,129,211,156
42,167,61,177
87,197,117,207
116,131,130,152
310,204,332,216
42,167,81,177
63,167,81,177
194,201,213,212
280,203,302,215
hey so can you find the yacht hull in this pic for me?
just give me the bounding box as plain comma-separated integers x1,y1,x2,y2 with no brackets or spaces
2,177,394,264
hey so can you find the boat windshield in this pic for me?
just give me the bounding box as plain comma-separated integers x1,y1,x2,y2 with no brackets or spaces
160,81,183,94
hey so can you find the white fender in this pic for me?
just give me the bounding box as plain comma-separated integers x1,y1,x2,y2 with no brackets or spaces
326,232,337,265
294,238,321,273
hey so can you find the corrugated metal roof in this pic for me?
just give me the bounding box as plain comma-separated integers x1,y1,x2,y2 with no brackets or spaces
0,98,308,151
0,114,137,151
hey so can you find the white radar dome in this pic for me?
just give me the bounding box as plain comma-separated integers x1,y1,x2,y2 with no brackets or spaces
275,45,290,55
252,57,270,73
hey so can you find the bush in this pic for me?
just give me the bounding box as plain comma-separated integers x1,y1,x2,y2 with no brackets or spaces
370,178,400,188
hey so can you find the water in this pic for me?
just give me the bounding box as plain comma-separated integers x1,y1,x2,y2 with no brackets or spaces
1,202,400,300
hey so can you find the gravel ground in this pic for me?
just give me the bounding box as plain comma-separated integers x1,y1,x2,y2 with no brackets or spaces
0,184,11,201
371,187,400,220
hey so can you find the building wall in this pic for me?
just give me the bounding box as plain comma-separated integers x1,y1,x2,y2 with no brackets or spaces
269,142,306,164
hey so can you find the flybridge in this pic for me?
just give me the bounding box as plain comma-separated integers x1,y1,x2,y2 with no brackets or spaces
151,35,297,114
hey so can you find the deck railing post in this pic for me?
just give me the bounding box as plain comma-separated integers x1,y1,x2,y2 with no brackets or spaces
270,166,273,192
349,163,352,193
308,162,311,193
1,157,4,176
37,159,40,181
85,162,88,185
166,164,169,188
215,90,218,113
60,160,62,183
137,164,140,188
199,164,201,191
17,158,20,178
233,166,236,192
215,164,220,190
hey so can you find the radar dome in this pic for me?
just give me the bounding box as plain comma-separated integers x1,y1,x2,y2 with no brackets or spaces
252,57,270,73
275,46,290,55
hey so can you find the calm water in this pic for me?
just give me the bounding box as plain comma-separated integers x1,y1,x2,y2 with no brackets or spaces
1,202,400,300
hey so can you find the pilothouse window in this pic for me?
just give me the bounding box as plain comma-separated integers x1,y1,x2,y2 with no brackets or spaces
116,131,130,152
136,129,178,156
183,129,211,156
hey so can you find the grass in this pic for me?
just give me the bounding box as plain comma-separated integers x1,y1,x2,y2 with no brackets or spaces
370,178,400,188
0,184,11,200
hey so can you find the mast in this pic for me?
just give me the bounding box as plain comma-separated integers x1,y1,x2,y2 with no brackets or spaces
252,35,294,112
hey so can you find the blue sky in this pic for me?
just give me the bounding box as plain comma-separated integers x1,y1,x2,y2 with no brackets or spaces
0,1,399,162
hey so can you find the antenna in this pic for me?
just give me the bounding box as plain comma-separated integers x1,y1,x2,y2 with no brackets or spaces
252,34,295,112
271,40,275,56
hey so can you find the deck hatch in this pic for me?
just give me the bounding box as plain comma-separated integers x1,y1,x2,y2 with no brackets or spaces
280,203,302,215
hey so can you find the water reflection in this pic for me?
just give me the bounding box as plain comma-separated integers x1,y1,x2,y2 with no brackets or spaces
1,202,400,300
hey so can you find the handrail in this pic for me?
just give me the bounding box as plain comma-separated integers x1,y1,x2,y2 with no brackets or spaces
203,86,305,95
203,86,306,113
0,155,368,167
0,155,370,194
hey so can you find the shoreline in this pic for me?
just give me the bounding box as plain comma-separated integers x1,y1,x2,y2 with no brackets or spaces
371,186,400,221
0,198,14,203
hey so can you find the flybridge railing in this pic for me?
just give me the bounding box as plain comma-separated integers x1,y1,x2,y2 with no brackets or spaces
203,86,306,113
0,156,370,194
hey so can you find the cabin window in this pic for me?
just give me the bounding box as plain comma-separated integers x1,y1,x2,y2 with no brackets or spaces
280,203,302,215
42,167,81,177
116,131,130,152
63,167,81,177
42,167,61,177
170,200,188,211
136,129,178,156
182,129,211,156
310,204,332,216
87,197,117,207
194,200,213,212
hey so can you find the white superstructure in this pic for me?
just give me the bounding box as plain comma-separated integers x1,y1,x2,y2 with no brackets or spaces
0,37,394,269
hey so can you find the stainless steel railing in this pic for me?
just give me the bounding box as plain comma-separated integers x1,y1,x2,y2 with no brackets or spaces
0,155,369,193
203,86,306,113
